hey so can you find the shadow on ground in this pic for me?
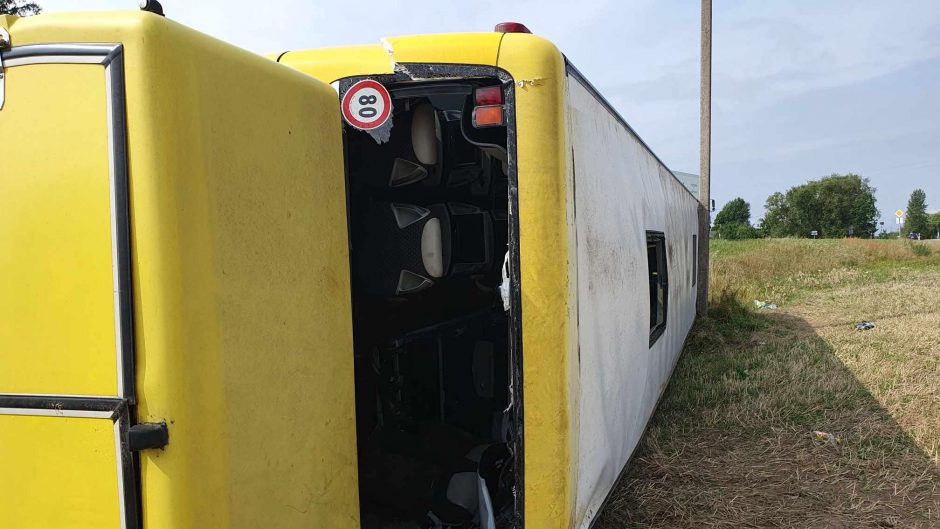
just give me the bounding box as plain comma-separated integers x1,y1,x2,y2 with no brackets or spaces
596,291,939,529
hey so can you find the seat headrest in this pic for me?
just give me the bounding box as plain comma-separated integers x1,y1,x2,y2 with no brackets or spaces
412,103,440,166
421,218,444,278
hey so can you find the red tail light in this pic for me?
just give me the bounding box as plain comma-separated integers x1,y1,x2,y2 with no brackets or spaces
474,86,503,106
494,22,532,34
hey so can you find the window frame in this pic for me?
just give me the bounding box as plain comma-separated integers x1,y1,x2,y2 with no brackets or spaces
647,231,669,347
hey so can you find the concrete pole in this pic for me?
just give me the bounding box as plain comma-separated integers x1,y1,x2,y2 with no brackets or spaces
696,0,712,315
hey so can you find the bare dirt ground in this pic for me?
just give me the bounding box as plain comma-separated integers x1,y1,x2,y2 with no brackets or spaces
597,239,940,528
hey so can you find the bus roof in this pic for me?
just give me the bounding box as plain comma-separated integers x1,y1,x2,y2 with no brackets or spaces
274,32,511,83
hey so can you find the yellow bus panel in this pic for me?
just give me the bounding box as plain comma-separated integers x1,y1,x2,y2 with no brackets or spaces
0,62,118,397
497,34,577,529
3,11,361,528
0,413,121,528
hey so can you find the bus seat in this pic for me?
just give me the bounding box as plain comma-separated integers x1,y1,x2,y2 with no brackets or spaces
355,202,494,297
355,203,450,296
384,103,439,188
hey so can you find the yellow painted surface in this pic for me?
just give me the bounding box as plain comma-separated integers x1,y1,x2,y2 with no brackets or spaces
497,34,578,529
3,12,360,529
0,414,121,528
0,62,118,396
276,44,394,83
382,32,503,67
276,32,503,83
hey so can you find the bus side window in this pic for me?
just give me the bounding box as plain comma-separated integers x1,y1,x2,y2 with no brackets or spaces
647,231,668,346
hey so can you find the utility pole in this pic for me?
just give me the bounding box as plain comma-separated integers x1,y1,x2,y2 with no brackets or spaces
696,0,712,315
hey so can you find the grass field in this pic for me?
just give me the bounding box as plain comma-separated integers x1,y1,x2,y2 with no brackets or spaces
597,238,940,528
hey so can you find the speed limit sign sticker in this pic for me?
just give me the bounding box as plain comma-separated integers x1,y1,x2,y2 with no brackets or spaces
341,80,392,130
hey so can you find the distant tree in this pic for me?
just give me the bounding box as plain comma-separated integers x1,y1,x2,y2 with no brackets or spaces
761,174,878,238
903,189,928,237
713,197,758,239
927,212,940,239
0,1,40,16
714,198,751,226
759,192,791,237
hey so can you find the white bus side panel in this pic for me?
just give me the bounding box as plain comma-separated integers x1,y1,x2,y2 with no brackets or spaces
566,75,699,527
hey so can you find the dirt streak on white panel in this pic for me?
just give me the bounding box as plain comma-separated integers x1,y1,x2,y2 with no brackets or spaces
565,76,699,528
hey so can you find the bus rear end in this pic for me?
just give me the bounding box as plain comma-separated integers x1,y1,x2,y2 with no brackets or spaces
277,29,577,529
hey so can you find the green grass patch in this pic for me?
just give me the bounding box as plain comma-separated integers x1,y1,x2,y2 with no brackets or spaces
910,243,932,256
710,238,940,307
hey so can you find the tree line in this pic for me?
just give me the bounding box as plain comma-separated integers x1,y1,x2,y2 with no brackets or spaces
713,173,939,239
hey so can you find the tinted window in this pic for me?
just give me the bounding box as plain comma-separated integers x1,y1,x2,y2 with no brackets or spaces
647,232,668,346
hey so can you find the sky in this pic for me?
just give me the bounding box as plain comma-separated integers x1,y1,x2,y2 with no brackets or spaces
35,0,940,229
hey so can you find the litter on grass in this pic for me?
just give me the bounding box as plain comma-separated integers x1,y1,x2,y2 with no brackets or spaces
812,431,842,447
754,300,778,310
855,322,875,331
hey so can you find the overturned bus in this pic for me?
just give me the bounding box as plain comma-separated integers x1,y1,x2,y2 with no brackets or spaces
0,10,700,529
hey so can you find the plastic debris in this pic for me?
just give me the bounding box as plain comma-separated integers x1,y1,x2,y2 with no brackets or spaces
812,431,842,447
498,254,511,312
879,516,899,528
855,322,875,331
753,300,778,310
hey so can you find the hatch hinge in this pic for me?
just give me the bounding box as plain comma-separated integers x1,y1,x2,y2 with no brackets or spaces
0,26,9,111
128,422,170,451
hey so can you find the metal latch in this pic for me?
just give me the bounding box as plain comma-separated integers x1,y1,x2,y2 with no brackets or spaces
0,26,9,110
128,422,170,451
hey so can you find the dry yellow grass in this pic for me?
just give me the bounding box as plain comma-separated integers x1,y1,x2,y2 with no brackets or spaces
597,239,940,529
